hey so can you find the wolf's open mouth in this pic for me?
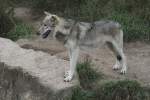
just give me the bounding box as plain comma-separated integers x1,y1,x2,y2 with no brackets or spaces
42,30,51,38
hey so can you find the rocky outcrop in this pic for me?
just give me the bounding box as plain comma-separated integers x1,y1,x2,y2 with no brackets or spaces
0,37,78,100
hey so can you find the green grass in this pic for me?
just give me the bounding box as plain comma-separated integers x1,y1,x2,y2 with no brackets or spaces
68,80,150,100
105,12,150,42
66,61,150,100
77,60,103,89
6,23,34,41
2,0,150,42
67,87,95,100
95,80,150,100
28,0,150,42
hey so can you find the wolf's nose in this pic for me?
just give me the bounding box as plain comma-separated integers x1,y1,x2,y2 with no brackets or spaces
36,32,40,35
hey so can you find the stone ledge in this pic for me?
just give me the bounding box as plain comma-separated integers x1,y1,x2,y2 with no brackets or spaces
0,38,78,99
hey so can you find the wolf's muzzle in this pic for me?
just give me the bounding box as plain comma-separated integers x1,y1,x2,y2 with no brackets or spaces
42,30,51,38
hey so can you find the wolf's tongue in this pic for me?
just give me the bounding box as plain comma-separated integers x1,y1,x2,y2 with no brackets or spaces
42,30,51,38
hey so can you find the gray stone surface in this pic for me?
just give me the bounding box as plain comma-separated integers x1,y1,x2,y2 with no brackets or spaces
0,37,78,93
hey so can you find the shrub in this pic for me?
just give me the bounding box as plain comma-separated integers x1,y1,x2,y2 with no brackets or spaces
0,12,14,34
69,87,95,100
96,80,150,100
67,80,150,100
31,0,84,15
30,0,150,42
5,23,33,41
105,12,150,42
0,0,14,34
67,61,150,100
77,61,103,89
4,0,150,42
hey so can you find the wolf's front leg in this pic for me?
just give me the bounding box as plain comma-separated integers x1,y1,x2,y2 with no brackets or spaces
64,47,79,82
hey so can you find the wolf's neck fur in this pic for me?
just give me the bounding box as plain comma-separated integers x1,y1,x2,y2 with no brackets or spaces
54,16,92,41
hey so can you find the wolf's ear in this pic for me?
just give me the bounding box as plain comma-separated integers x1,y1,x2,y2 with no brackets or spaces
44,11,51,16
51,15,59,25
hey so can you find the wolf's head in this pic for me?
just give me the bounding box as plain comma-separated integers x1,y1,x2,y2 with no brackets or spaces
37,11,60,39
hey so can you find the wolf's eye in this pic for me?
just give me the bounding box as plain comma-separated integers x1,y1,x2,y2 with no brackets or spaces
44,24,47,26
64,26,70,29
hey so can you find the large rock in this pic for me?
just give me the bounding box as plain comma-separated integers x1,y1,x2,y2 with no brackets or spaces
0,37,78,99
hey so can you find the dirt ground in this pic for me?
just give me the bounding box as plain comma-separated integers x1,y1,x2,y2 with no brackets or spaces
15,7,150,86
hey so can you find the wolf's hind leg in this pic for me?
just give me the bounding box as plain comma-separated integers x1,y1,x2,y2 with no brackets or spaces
107,41,127,74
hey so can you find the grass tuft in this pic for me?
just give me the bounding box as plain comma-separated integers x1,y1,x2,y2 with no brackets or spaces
67,80,150,100
77,60,103,89
95,80,149,100
105,12,150,42
6,23,34,41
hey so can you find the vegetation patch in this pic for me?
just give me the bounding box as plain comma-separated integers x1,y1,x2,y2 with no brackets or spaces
0,0,33,41
0,0,14,34
67,61,150,100
66,87,95,100
105,12,150,42
1,0,150,41
68,80,150,100
5,23,34,41
77,60,103,89
95,80,150,100
0,13,14,35
29,0,150,42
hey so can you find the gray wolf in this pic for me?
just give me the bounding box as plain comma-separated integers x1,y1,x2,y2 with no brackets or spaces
37,11,127,82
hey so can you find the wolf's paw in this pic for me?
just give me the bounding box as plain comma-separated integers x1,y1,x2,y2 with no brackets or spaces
113,64,120,70
64,75,73,82
120,67,127,74
64,71,73,82
113,62,120,70
64,71,69,78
